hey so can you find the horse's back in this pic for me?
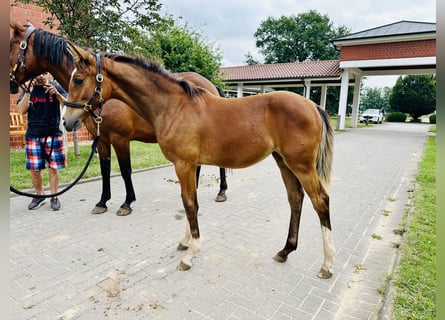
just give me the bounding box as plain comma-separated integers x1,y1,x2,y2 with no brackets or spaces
185,90,323,167
203,90,321,130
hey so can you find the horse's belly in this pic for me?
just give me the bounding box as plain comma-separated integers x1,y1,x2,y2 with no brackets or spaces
200,138,274,168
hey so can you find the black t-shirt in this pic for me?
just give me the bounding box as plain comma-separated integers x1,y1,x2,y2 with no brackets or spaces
19,81,67,138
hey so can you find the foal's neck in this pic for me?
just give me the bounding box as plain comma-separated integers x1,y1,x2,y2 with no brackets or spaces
106,60,184,127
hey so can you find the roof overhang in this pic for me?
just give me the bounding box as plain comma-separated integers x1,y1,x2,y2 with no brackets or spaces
333,33,435,47
340,56,436,76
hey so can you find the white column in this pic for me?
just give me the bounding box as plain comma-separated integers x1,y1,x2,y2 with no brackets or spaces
350,75,362,128
304,79,311,99
337,70,350,130
237,82,243,98
320,85,327,110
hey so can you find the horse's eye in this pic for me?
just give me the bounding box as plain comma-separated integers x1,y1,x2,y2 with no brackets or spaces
74,78,83,85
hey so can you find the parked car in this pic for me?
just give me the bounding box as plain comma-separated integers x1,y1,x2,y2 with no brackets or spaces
359,109,384,124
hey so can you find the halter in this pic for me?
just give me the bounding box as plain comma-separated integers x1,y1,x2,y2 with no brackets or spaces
64,53,104,134
10,25,37,93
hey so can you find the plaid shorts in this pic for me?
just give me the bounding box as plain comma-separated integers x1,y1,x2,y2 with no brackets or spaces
26,136,67,170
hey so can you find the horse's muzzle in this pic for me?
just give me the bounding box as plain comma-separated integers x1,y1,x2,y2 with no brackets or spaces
63,118,82,132
10,81,19,94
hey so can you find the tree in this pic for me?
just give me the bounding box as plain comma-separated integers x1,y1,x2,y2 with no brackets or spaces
244,52,260,65
360,87,391,112
389,75,436,122
254,10,350,63
149,21,223,85
14,0,171,54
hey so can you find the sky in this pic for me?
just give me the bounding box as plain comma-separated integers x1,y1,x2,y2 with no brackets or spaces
159,0,436,88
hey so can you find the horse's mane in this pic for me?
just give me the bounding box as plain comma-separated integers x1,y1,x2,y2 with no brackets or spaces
102,53,204,98
33,29,72,66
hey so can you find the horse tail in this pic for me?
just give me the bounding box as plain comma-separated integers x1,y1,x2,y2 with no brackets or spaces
316,106,334,190
216,86,225,97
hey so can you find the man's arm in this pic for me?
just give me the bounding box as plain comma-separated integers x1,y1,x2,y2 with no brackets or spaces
16,91,30,115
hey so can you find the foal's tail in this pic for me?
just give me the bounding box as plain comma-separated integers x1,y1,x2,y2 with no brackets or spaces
316,106,334,190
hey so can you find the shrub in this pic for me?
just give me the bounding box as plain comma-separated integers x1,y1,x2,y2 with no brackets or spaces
386,112,407,122
429,114,436,124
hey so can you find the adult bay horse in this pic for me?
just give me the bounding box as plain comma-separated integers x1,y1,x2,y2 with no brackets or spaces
9,20,228,216
63,45,335,279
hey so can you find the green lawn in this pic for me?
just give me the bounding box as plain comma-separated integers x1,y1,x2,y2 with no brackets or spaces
10,141,170,190
330,116,368,129
391,133,436,319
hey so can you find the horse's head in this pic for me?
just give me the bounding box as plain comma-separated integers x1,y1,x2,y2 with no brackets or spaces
64,44,111,131
9,20,38,93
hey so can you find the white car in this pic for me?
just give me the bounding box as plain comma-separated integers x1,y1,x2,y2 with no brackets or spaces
359,109,384,124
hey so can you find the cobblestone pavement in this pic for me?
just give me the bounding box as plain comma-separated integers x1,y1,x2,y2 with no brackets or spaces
10,122,429,320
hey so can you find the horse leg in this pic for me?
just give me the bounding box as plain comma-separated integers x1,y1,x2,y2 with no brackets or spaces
271,152,304,262
114,143,136,216
195,165,201,189
92,141,111,214
293,167,335,279
175,162,201,271
215,167,227,202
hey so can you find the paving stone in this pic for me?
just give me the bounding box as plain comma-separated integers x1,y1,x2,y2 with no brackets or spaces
10,123,429,319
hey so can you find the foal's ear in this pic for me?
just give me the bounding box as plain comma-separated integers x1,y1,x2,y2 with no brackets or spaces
25,20,34,28
67,42,91,66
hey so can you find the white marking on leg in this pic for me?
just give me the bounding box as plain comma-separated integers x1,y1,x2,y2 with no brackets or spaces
181,237,201,268
179,221,191,248
321,225,336,273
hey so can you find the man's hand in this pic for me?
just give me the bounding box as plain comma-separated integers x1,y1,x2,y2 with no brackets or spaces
44,84,57,95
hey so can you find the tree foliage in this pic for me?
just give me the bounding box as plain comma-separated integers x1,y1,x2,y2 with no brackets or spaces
13,1,223,84
360,87,391,112
244,52,260,65
149,21,223,84
389,75,436,122
254,10,350,63
14,0,170,53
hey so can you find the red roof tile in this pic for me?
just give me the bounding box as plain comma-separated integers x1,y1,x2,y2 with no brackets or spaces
220,60,341,81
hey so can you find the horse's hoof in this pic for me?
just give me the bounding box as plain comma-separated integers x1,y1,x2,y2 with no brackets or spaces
177,243,188,251
317,268,333,279
177,261,191,271
116,207,132,216
215,194,227,202
273,254,287,263
91,206,107,214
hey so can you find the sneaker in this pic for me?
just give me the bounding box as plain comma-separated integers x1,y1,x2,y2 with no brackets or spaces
50,197,61,211
28,197,46,210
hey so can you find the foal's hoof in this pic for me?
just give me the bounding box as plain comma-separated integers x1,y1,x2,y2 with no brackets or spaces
177,261,191,271
116,206,132,216
215,193,227,202
317,268,333,279
273,254,288,263
91,206,107,214
177,243,188,251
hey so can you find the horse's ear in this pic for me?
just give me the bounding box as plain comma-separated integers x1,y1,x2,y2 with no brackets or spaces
67,42,90,65
25,20,34,28
10,19,25,33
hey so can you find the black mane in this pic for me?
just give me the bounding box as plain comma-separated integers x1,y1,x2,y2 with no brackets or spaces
102,53,204,98
33,29,72,66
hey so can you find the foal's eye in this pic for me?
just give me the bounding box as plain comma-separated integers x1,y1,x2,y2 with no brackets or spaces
74,78,83,85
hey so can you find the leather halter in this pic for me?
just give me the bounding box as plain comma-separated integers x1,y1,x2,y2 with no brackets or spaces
64,53,104,127
10,25,37,93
